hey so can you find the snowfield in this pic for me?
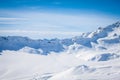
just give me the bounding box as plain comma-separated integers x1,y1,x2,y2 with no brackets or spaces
0,21,120,80
0,46,120,80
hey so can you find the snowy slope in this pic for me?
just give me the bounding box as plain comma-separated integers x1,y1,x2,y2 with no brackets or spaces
0,44,120,80
48,59,120,80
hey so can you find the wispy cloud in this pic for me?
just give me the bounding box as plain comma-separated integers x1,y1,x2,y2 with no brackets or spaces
0,10,119,31
0,17,26,21
0,10,120,38
52,2,61,5
0,17,28,25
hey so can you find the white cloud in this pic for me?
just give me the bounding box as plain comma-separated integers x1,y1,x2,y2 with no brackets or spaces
0,30,82,39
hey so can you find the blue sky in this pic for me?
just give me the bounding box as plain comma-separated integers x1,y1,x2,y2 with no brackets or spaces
0,0,120,39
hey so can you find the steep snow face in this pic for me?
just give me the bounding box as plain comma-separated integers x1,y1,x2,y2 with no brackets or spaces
91,53,120,61
97,26,120,45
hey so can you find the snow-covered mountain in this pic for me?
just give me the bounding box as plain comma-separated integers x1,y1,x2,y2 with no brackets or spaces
0,21,120,80
0,37,64,54
0,21,120,54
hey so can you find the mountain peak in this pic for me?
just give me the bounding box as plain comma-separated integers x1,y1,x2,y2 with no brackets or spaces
104,21,120,30
87,21,120,39
115,21,120,25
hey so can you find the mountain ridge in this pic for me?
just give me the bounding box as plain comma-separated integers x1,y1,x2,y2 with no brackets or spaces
0,21,120,54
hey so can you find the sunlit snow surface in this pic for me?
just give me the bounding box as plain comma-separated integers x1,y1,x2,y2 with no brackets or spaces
0,21,120,80
0,45,120,80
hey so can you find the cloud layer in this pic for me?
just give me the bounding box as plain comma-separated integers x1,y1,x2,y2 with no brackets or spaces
0,10,120,38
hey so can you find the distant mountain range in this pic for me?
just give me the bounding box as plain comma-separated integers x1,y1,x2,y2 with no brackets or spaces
0,21,120,54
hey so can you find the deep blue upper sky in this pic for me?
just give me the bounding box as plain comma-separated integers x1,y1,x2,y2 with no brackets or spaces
0,0,120,16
